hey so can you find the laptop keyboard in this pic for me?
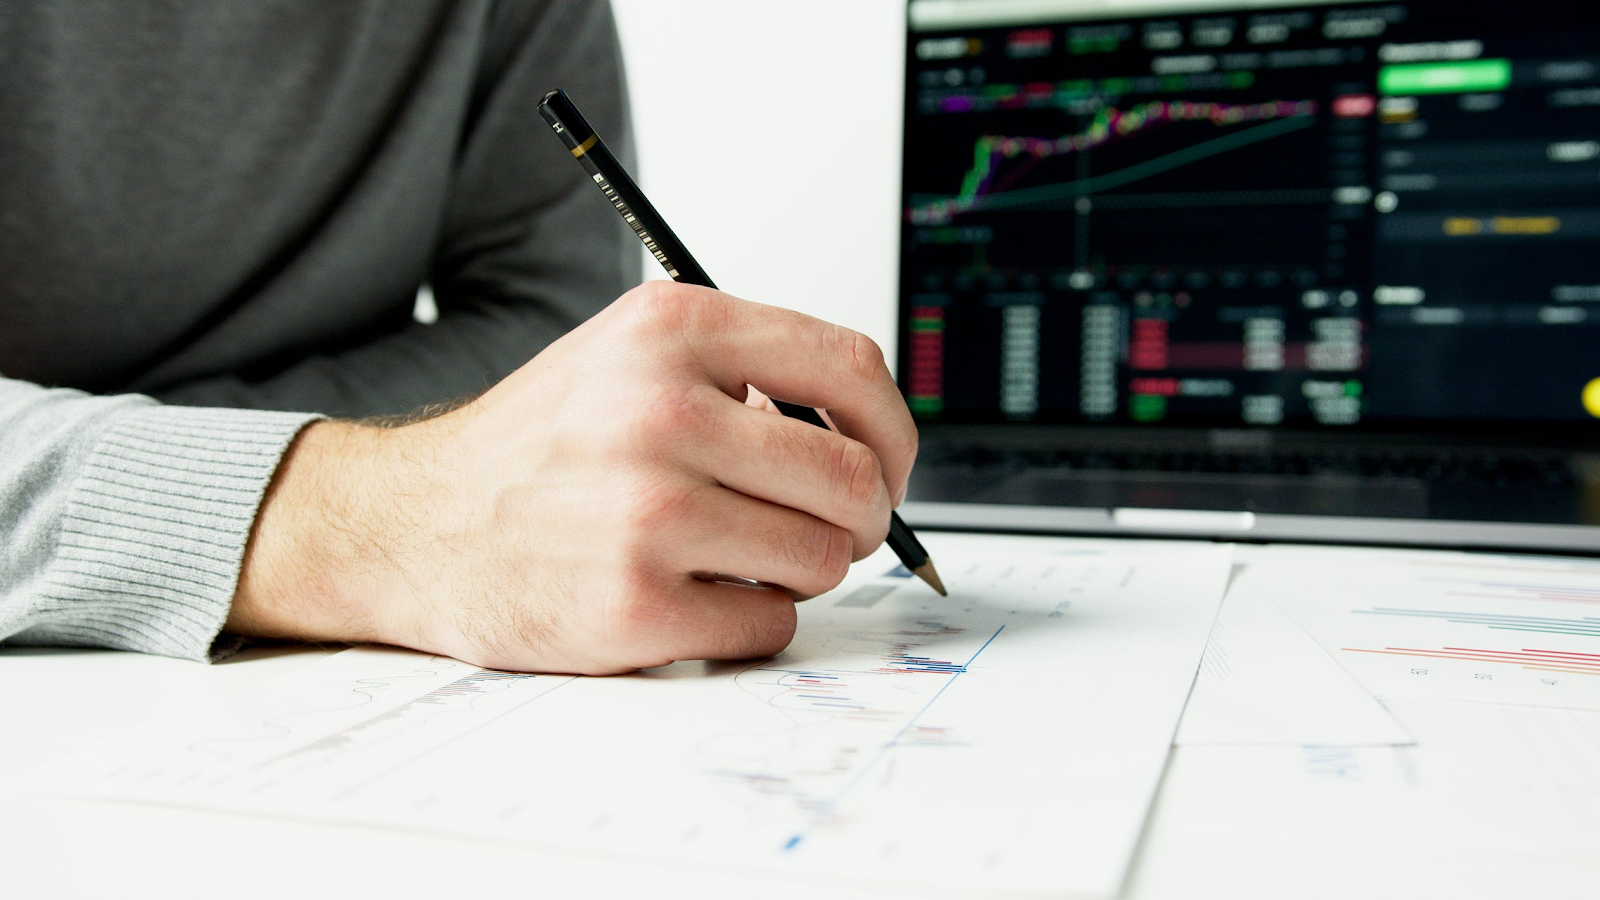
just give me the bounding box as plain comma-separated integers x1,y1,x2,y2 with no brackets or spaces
926,446,1577,488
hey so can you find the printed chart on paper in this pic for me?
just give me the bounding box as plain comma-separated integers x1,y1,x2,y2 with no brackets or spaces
18,535,1230,899
1269,548,1600,711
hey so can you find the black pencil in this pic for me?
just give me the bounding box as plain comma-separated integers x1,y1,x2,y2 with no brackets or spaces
538,88,946,597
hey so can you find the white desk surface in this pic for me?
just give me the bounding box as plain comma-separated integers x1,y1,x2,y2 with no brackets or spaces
5,545,1598,900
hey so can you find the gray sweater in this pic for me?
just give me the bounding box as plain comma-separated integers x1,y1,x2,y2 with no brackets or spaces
0,1,640,660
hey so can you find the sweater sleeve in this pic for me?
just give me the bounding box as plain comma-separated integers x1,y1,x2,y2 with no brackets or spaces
151,0,641,418
0,376,319,661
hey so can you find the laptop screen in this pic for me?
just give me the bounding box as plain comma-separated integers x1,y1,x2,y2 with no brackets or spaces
899,0,1600,434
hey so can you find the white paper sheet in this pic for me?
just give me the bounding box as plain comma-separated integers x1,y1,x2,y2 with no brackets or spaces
12,534,1231,900
1129,697,1600,899
1265,547,1600,711
1174,564,1412,746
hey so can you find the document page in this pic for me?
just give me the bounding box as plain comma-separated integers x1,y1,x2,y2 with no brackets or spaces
1132,698,1600,899
1266,546,1600,711
15,535,1230,900
1127,545,1600,898
1174,565,1411,747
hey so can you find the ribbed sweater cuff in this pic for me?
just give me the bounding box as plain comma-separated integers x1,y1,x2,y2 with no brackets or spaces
40,405,323,662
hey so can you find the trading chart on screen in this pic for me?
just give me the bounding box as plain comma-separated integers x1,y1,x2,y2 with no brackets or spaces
900,2,1600,429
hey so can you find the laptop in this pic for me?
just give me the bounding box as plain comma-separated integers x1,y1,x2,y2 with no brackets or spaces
894,0,1600,552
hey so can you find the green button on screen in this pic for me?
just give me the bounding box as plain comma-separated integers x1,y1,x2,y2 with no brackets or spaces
1379,59,1512,95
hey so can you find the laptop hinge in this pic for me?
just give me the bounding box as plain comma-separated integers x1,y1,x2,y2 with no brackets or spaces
1207,429,1273,453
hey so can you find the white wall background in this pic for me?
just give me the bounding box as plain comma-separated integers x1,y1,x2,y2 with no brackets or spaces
610,0,908,364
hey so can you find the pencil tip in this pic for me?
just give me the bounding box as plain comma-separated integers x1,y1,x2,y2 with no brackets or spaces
913,560,948,597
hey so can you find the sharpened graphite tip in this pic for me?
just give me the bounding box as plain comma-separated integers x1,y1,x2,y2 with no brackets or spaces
912,560,948,597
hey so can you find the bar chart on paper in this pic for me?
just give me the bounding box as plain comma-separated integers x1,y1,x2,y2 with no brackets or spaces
1270,549,1600,711
12,535,1230,900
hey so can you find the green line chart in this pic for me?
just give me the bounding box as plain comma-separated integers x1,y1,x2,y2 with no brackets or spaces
909,99,1317,224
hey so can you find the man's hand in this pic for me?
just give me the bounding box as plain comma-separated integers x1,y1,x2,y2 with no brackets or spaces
228,283,918,674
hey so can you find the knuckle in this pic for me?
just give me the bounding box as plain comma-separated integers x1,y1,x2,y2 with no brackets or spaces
831,326,887,383
765,603,800,651
606,575,675,644
624,382,709,447
731,603,797,659
817,523,852,586
622,280,692,335
787,518,850,587
727,616,767,658
857,515,890,559
623,477,701,541
617,600,671,643
829,438,885,512
893,426,920,487
761,612,799,656
623,281,733,340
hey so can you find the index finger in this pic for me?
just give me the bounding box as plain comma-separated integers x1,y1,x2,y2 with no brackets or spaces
633,283,918,504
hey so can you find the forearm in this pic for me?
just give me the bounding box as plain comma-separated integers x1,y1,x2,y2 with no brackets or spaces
229,418,430,647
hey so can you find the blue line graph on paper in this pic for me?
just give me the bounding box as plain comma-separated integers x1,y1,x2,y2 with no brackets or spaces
685,551,1124,848
23,536,1235,900
779,625,1005,852
682,608,1012,857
